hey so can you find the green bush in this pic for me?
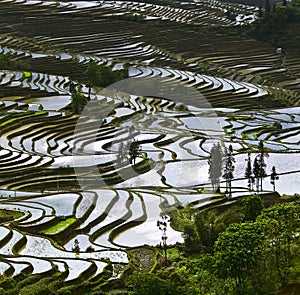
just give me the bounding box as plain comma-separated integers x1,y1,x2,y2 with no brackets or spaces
126,273,174,295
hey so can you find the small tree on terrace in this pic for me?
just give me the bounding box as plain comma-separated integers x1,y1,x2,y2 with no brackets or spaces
128,140,142,165
253,140,268,192
84,61,102,98
72,239,80,254
84,61,128,98
70,87,88,114
245,153,255,191
270,166,279,192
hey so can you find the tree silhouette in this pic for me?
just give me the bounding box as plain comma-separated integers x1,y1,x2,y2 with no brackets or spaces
257,140,268,191
72,239,80,254
270,166,279,191
223,145,235,197
157,213,170,262
84,61,100,99
245,153,255,191
208,143,223,192
70,87,88,114
128,140,142,165
253,157,260,192
83,61,128,98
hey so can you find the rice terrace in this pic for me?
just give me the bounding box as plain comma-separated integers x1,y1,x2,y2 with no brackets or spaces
0,0,299,294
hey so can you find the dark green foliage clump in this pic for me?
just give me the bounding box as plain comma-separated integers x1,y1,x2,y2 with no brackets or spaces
83,61,128,89
0,53,29,70
72,91,88,114
241,194,264,222
66,62,128,114
0,199,298,295
248,0,300,46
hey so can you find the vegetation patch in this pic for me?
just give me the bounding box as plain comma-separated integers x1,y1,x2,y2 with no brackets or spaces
0,209,24,223
41,218,77,235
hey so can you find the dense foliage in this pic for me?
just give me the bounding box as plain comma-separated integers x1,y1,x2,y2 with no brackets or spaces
0,194,298,294
125,199,300,295
67,62,128,114
248,0,300,46
0,52,29,71
83,61,128,89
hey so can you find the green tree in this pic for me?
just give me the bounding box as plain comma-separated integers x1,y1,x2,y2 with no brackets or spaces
182,223,201,254
72,238,80,253
253,157,260,192
83,61,128,98
128,140,142,165
156,255,234,295
248,1,300,46
241,194,264,222
257,202,300,284
84,61,101,98
70,90,88,114
157,214,170,261
214,222,264,293
194,210,218,253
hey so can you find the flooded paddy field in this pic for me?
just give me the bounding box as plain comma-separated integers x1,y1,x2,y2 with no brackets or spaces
0,0,299,286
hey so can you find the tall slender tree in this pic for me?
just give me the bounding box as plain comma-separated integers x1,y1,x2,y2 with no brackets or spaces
208,143,223,192
257,140,268,191
128,140,142,165
253,157,260,192
70,86,88,114
157,213,170,262
245,153,254,191
84,61,101,99
223,145,235,197
270,166,279,192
